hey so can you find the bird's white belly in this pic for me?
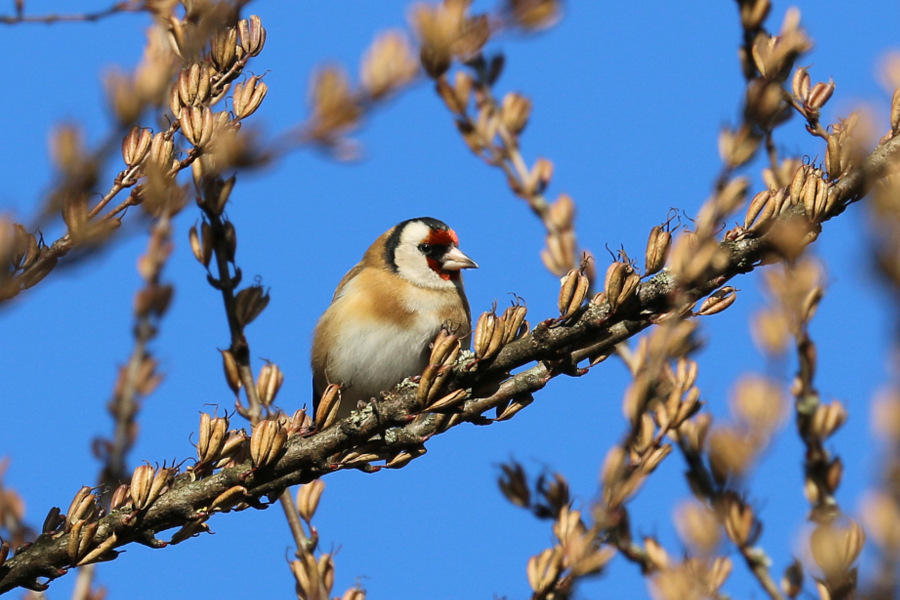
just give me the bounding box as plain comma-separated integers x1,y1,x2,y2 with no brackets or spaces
326,316,439,403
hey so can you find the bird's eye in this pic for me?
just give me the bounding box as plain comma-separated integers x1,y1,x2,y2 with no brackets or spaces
418,243,433,254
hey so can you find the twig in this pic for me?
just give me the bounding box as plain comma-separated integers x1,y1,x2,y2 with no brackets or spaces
0,1,143,25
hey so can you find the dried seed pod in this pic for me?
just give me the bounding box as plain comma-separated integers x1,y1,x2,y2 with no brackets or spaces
558,268,590,320
547,193,575,232
287,408,313,436
250,419,287,469
148,131,176,174
800,173,819,219
211,27,238,72
810,176,828,221
697,286,737,316
427,388,469,411
67,519,99,564
526,157,554,195
825,456,843,494
290,554,320,599
507,0,562,30
315,383,342,429
208,485,251,513
297,480,325,522
644,537,670,570
500,92,532,135
892,88,900,135
541,230,576,276
500,304,529,344
495,393,533,421
825,133,842,179
800,285,824,324
739,0,770,28
498,462,530,507
256,362,284,406
238,15,267,57
809,520,865,580
130,464,172,511
191,222,214,268
232,76,268,119
180,105,214,147
204,175,236,217
66,487,98,527
644,225,671,275
177,63,212,109
789,164,809,204
744,189,772,230
619,272,640,307
385,446,427,469
360,30,418,100
640,445,672,475
213,429,251,469
810,400,847,440
723,494,756,546
677,414,712,455
807,79,835,112
473,309,501,359
220,349,242,394
417,330,460,405
121,126,153,167
234,284,270,328
792,66,810,101
196,413,229,467
109,484,130,511
527,547,564,595
62,193,88,237
20,255,58,290
604,262,627,311
719,125,760,168
43,506,65,535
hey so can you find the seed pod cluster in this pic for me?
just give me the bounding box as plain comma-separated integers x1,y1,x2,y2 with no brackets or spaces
297,480,326,523
410,2,488,78
697,286,737,316
558,267,590,320
473,302,529,360
195,413,230,471
418,329,461,406
234,284,270,328
315,383,342,429
249,419,287,469
130,464,174,512
603,261,639,313
644,225,671,276
360,30,418,101
256,362,284,407
541,194,578,276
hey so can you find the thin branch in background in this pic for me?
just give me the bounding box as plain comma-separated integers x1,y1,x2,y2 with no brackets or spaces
0,0,143,25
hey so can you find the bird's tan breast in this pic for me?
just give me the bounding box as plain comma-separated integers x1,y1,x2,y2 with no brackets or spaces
311,267,470,400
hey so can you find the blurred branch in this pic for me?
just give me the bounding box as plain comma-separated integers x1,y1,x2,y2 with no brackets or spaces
4,121,899,592
0,1,143,25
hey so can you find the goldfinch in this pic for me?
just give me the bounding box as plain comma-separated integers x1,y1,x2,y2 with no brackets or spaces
312,217,478,420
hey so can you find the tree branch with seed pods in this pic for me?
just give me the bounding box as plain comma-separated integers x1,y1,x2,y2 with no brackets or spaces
4,0,900,598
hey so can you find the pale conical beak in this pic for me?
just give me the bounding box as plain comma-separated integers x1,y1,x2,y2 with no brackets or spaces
440,245,478,270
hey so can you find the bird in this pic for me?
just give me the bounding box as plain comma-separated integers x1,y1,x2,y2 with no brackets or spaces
311,217,478,422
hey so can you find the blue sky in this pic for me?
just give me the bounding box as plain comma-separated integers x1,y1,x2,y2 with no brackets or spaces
2,1,899,598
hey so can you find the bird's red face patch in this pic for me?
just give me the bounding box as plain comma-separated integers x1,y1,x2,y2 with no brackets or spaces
425,228,459,246
425,228,461,280
426,257,459,280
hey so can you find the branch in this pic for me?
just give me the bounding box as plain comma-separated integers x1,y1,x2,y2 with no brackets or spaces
0,2,143,25
3,125,898,593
